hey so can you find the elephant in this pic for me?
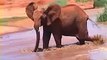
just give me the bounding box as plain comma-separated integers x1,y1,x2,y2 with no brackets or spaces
26,2,93,52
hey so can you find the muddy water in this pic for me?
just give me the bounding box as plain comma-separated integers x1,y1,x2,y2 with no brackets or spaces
1,8,107,60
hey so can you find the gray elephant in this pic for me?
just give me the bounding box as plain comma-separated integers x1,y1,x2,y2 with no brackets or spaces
26,2,93,52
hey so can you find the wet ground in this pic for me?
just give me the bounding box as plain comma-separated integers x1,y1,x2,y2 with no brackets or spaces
1,8,107,60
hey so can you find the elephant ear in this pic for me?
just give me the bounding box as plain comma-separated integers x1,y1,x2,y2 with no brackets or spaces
26,2,37,20
45,4,61,26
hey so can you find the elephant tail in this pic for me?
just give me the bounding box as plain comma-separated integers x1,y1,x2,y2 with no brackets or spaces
88,18,100,28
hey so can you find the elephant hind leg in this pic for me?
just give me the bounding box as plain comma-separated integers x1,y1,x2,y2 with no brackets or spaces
76,36,85,45
76,18,89,45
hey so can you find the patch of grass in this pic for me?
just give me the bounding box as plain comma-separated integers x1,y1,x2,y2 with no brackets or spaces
94,0,107,7
0,17,27,23
76,0,88,3
55,0,67,6
0,17,27,25
97,5,107,22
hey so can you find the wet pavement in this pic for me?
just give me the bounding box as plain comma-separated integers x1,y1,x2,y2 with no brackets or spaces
1,8,107,60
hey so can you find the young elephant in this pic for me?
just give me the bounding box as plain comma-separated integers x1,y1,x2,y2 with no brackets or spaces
26,2,92,52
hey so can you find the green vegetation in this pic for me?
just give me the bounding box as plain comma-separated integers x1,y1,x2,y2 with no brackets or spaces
55,0,67,6
76,0,88,3
95,0,107,22
0,17,27,25
94,0,107,7
0,17,27,23
97,5,107,22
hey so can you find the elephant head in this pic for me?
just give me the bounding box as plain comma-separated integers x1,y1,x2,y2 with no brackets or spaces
26,2,61,52
43,4,61,26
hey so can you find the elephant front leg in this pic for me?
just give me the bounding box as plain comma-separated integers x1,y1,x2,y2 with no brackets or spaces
43,30,51,49
53,33,62,48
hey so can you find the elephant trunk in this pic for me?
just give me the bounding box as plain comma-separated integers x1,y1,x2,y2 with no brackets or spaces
33,9,43,52
34,28,40,52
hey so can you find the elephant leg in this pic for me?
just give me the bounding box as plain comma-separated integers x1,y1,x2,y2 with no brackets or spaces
53,33,62,48
76,37,85,45
43,29,51,49
76,19,88,45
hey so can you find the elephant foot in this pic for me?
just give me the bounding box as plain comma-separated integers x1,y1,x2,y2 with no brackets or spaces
43,48,51,51
76,41,85,45
80,41,85,45
56,45,63,48
34,48,43,52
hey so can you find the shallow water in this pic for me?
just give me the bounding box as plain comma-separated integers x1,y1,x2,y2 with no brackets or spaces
89,47,107,60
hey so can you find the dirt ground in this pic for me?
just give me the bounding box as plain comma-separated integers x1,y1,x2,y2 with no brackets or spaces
1,3,107,60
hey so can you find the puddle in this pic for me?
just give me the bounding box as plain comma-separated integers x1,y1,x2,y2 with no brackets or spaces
0,56,15,60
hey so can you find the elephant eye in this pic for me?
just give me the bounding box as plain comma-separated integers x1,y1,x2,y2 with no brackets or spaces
42,14,47,18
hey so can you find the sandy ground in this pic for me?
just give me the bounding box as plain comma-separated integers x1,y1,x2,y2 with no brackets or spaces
1,7,107,60
0,18,34,35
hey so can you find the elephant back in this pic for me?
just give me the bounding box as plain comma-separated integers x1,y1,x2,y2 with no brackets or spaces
26,2,37,20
